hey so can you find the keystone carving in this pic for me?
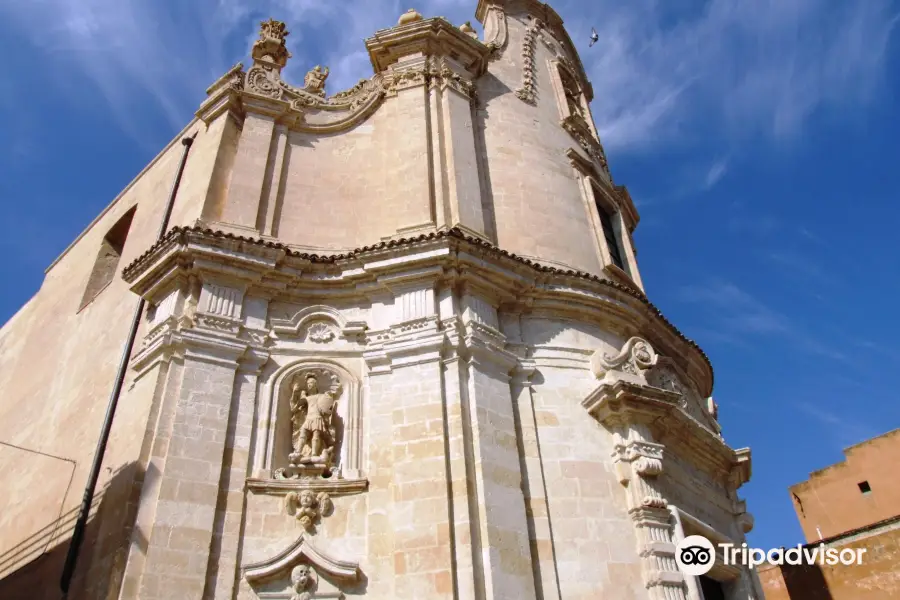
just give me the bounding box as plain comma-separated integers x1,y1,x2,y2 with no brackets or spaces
305,322,336,343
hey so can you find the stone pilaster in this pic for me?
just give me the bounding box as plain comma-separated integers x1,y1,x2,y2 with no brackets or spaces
366,15,491,239
364,275,456,598
204,347,268,599
510,359,562,600
385,56,436,235
458,291,537,600
221,109,278,232
220,19,292,234
440,319,481,600
431,60,488,239
135,330,247,599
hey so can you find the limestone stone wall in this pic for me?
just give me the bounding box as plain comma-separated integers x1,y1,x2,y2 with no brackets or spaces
476,12,606,274
0,113,228,597
276,99,429,249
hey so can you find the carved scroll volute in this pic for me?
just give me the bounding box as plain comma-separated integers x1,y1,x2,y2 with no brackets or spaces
610,425,667,511
591,336,658,384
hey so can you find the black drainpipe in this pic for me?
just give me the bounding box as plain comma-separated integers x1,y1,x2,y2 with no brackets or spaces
60,132,197,595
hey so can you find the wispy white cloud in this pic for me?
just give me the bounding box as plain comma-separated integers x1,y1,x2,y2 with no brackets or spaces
727,215,782,236
1,0,896,153
0,0,477,143
795,402,877,449
704,158,729,190
569,0,900,151
766,252,838,287
678,280,848,362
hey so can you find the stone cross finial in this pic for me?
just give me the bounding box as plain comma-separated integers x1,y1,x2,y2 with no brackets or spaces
252,18,292,69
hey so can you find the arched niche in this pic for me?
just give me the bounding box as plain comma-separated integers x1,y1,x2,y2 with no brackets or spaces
258,358,363,480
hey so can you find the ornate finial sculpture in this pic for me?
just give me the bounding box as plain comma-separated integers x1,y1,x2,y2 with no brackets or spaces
303,66,330,97
252,18,292,68
398,8,423,25
276,370,341,479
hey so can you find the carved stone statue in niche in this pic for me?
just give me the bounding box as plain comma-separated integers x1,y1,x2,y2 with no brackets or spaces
277,370,342,479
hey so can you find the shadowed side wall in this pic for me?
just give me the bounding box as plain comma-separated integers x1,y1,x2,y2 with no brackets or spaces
0,113,230,598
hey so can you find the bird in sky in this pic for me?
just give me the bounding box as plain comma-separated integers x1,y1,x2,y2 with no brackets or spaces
589,27,599,47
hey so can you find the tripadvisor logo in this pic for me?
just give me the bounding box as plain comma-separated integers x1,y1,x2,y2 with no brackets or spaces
676,536,716,576
675,535,867,576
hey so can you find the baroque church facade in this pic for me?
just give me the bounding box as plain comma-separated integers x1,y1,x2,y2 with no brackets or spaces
0,1,762,599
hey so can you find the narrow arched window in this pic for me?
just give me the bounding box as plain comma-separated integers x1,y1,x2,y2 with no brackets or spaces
78,206,137,311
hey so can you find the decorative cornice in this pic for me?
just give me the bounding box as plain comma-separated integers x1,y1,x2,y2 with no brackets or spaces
121,226,715,394
246,477,369,496
365,17,491,75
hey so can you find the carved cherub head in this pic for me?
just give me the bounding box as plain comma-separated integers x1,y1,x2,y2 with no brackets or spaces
299,489,316,508
291,564,312,590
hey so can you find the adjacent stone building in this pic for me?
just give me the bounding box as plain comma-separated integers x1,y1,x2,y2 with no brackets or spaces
759,428,900,600
0,2,762,599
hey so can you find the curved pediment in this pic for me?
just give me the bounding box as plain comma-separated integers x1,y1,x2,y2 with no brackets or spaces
243,534,362,599
270,305,367,342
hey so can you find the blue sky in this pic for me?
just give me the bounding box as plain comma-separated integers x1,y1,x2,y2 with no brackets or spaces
1,0,899,552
